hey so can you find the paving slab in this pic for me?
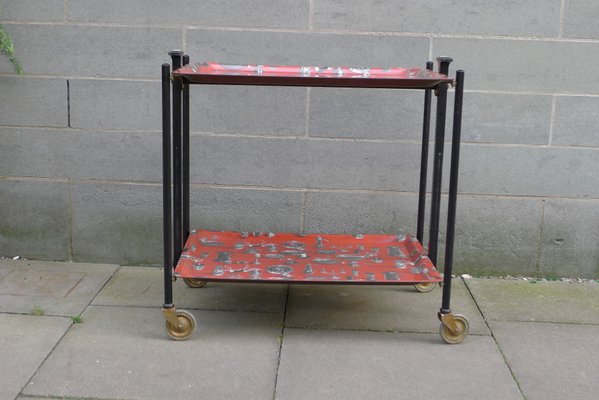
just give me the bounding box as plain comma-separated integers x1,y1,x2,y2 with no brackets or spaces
0,314,72,400
24,305,282,400
0,260,119,317
491,321,599,400
286,279,489,335
275,328,522,400
464,278,599,323
92,266,287,313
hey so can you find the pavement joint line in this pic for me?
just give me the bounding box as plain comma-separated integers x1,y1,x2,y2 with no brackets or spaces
0,310,76,319
17,317,76,399
490,340,529,400
272,284,290,400
462,278,528,400
87,303,284,315
84,301,499,335
282,324,491,336
484,319,599,327
17,394,136,400
77,265,123,317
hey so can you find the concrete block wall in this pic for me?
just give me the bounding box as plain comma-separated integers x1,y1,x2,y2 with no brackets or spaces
1,1,599,278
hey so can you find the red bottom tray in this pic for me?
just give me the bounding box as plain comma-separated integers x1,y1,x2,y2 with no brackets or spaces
175,230,441,285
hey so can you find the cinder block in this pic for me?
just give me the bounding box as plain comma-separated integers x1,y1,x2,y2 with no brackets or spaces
562,0,599,39
309,88,424,140
0,24,181,78
303,192,542,276
71,183,163,265
540,199,599,278
0,0,64,21
0,128,161,181
71,183,303,265
459,144,599,197
69,79,161,130
313,0,560,37
0,77,67,127
303,191,418,234
553,96,599,147
0,180,68,260
67,0,309,29
190,187,302,232
190,135,423,191
456,92,551,145
433,38,599,94
186,30,429,67
309,89,551,144
190,86,306,136
451,196,542,276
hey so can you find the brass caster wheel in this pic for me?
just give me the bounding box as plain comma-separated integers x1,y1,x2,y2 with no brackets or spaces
414,282,437,293
184,278,207,288
165,310,196,341
439,314,469,344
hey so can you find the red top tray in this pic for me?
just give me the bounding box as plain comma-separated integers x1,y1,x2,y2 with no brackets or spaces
174,230,442,285
172,62,453,89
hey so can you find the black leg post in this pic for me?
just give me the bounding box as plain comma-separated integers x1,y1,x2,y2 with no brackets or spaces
416,61,434,243
441,70,465,313
169,50,184,265
182,55,191,245
428,57,452,265
162,62,173,308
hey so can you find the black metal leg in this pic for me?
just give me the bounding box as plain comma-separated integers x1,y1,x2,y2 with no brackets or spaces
182,55,191,245
162,53,198,341
416,61,434,243
169,50,184,265
162,63,173,308
441,70,465,313
428,57,452,265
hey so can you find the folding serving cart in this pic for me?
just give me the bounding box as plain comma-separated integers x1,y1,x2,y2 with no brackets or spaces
161,51,468,343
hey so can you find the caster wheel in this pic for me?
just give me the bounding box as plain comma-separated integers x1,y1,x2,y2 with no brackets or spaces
439,314,469,344
414,282,436,293
165,310,196,341
184,278,207,288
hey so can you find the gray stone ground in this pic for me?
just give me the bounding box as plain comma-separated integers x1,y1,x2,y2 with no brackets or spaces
1,260,598,400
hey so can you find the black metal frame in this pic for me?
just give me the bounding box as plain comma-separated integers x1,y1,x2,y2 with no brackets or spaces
162,51,465,320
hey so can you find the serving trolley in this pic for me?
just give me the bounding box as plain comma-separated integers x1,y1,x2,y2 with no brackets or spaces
161,51,468,343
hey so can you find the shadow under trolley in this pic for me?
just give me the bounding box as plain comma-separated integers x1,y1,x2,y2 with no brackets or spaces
161,50,468,343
